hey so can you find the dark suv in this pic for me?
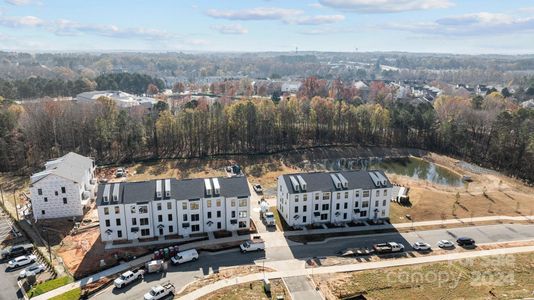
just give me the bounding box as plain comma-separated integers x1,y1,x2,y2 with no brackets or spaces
456,237,476,247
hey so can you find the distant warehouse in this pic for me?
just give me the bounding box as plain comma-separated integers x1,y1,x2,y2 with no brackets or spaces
277,170,393,227
96,176,251,244
75,90,157,109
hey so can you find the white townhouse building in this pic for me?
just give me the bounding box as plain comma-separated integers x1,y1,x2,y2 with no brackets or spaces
29,152,96,221
96,176,250,243
277,170,393,227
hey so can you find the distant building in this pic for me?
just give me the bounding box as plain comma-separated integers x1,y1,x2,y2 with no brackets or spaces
281,82,302,93
521,99,534,109
96,176,251,243
30,152,96,220
75,91,158,108
277,170,393,227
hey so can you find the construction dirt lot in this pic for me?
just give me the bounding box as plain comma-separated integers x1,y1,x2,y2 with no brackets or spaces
1,146,534,278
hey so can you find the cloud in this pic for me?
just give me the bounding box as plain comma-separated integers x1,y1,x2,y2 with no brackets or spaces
5,0,39,5
211,23,248,35
299,26,354,35
0,15,45,27
206,6,344,26
318,0,453,13
385,12,534,36
207,7,301,20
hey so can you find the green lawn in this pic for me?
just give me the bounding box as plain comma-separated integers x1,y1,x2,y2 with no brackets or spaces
49,288,81,300
28,276,74,298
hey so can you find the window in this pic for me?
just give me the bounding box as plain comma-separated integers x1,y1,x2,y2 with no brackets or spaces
363,191,369,197
323,192,330,200
384,189,388,196
362,201,369,208
383,199,387,206
345,192,349,199
303,205,307,212
116,219,121,226
375,201,379,207
157,203,162,211
207,200,212,208
191,214,200,221
355,191,360,197
159,228,164,235
131,206,136,213
216,211,221,218
314,204,319,210
344,202,348,209
139,206,148,214
216,200,221,207
336,203,340,210
354,201,359,207
115,206,120,214
279,185,282,192
63,198,67,204
303,194,307,201
168,214,173,221
132,218,137,225
182,202,187,209
239,199,247,207
158,215,163,222
231,211,236,218
104,207,109,215
376,190,380,197
183,214,188,221
231,200,236,207
191,225,200,232
321,214,328,220
303,216,307,223
207,212,212,219
55,191,58,196
105,220,110,226
117,230,123,238
239,221,247,228
343,213,347,219
61,187,66,193
169,225,174,233
42,210,45,215
217,222,221,229
360,211,367,217
382,210,386,216
44,197,48,202
239,211,247,218
140,218,149,225
315,193,320,201
322,204,329,211
295,195,299,202
190,202,199,210
167,202,172,210
294,206,299,213
141,229,150,236
37,189,42,195
336,193,340,200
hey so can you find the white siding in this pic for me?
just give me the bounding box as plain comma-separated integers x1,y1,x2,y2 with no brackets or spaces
31,175,84,220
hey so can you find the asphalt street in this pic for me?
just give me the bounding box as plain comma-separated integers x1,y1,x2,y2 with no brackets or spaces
0,213,24,300
92,223,534,299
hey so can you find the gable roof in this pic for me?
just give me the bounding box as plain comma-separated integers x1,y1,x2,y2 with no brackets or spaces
281,170,392,193
31,152,93,184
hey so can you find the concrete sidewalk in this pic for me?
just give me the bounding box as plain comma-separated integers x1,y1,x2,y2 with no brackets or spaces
180,245,534,300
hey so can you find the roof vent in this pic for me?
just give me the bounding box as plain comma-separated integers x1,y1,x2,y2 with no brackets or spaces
330,174,342,189
296,176,307,191
204,178,212,196
289,176,300,192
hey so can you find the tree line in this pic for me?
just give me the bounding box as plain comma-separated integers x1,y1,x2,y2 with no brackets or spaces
0,73,165,100
0,89,532,183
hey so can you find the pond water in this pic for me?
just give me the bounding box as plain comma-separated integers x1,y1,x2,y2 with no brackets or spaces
297,156,463,187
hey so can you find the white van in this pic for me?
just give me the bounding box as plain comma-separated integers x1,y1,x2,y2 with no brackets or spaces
170,249,198,265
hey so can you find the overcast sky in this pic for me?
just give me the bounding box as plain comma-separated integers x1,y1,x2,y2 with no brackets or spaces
1,0,533,54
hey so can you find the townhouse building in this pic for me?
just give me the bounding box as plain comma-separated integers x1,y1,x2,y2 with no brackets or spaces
96,176,250,243
29,152,96,220
277,170,392,227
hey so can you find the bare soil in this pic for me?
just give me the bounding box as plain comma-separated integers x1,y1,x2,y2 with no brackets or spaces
198,278,289,300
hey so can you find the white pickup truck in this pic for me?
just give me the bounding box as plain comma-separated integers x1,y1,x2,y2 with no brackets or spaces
114,269,145,288
144,282,175,300
240,236,265,253
263,212,275,227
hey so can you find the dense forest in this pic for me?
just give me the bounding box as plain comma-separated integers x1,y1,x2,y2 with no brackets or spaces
0,87,532,183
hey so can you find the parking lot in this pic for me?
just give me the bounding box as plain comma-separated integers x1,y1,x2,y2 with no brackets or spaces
0,211,53,300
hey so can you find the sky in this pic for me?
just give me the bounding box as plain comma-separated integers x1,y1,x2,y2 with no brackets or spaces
0,0,534,54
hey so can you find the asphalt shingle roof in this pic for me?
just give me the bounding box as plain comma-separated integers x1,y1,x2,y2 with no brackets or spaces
281,170,392,193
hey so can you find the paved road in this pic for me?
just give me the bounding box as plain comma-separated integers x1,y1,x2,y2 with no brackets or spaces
0,213,24,300
92,223,534,299
283,276,322,300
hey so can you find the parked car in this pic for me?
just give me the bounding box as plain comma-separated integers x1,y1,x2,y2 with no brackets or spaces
253,184,263,194
412,242,432,251
170,249,198,265
8,255,37,268
1,244,34,260
263,211,275,227
115,168,126,178
457,237,476,247
144,282,175,300
19,264,45,278
114,269,145,288
240,236,265,253
373,242,404,254
437,240,455,249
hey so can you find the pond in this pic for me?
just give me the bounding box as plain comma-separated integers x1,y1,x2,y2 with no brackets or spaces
297,156,463,186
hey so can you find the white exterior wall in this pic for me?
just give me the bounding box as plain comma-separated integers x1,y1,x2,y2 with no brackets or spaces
237,197,250,229
277,177,290,224
124,202,154,240
369,188,391,220
202,197,226,232
31,175,83,220
151,200,177,237
98,204,127,242
225,197,239,231
330,190,352,224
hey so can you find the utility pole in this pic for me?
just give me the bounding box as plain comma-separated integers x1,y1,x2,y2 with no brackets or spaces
13,189,19,221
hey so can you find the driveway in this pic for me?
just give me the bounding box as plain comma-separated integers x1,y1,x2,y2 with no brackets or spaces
283,276,322,300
